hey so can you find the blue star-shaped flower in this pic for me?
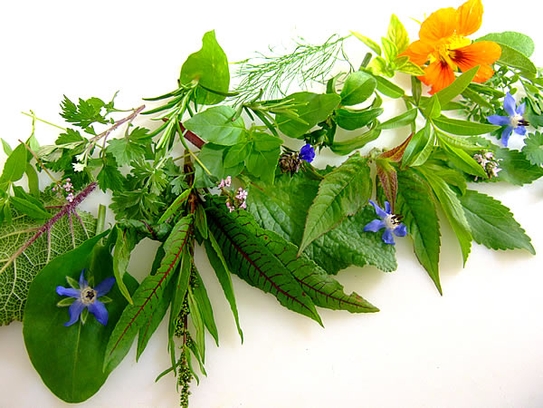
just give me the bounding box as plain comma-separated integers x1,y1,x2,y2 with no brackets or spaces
487,92,529,147
56,270,115,326
299,143,315,163
363,200,407,245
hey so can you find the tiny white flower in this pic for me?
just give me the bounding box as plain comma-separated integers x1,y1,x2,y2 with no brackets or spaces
72,162,86,172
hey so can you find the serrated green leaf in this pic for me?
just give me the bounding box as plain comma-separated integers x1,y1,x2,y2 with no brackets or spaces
184,106,246,146
494,147,543,185
104,214,193,371
522,132,543,166
396,169,441,293
299,154,371,253
275,92,341,138
247,172,396,274
459,189,534,254
0,208,96,325
339,71,377,106
179,30,230,105
433,116,498,136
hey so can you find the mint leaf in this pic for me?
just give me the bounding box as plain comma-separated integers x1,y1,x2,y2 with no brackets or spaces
299,154,371,253
459,189,535,254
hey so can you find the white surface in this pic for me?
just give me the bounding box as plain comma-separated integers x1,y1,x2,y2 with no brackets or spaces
1,1,543,407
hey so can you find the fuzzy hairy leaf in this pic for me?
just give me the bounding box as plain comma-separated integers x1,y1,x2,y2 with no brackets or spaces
459,190,535,254
248,172,396,274
299,154,371,253
104,214,193,371
0,209,96,325
207,197,379,320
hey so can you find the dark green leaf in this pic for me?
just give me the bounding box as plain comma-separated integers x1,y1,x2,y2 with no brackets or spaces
0,143,28,184
339,71,377,106
460,189,534,254
402,123,434,167
378,108,417,130
335,107,383,130
330,126,381,155
494,147,543,185
299,154,371,253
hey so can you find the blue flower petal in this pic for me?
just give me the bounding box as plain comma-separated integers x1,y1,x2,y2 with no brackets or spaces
514,126,527,136
394,224,408,237
299,144,316,163
381,229,395,245
369,200,389,219
56,286,80,298
94,276,115,296
501,126,514,146
487,114,510,126
88,300,109,325
517,102,526,116
363,219,386,232
78,270,88,288
503,92,517,116
65,301,85,326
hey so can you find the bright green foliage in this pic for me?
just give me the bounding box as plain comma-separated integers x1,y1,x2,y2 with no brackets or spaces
522,132,543,165
60,95,116,134
184,106,246,145
23,234,138,403
0,209,96,325
179,30,230,105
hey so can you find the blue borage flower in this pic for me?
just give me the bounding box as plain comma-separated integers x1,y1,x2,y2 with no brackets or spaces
487,92,529,146
299,143,315,163
56,270,115,326
363,200,407,245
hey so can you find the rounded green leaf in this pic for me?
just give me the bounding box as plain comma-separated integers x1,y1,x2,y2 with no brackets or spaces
340,71,377,106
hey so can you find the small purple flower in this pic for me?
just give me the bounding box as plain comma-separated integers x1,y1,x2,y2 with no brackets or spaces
487,92,529,147
299,144,315,163
56,270,115,326
363,200,407,245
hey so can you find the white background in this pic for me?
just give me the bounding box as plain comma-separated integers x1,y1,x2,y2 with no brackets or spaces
1,1,543,407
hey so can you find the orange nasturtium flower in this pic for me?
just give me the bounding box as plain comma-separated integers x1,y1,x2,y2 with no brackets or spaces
402,0,501,94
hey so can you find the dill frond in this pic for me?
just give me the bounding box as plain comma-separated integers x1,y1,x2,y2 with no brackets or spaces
233,34,350,104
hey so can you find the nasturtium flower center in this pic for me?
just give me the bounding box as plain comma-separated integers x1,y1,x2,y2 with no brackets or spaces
434,35,471,70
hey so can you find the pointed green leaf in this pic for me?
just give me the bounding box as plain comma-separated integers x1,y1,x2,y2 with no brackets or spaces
433,115,498,136
436,66,479,106
350,31,382,55
459,189,535,254
0,143,28,184
396,169,441,293
184,106,246,146
378,108,417,130
191,265,219,346
375,75,404,98
104,214,193,371
299,154,371,253
387,14,410,53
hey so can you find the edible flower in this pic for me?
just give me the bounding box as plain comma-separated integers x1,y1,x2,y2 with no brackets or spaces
299,143,316,163
402,0,501,94
56,270,115,326
487,92,529,146
363,200,407,245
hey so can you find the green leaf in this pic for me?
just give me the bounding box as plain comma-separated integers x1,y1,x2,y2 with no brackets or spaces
299,154,371,253
60,95,109,131
112,225,137,304
0,143,28,184
190,266,219,346
477,31,535,58
184,106,246,146
424,95,442,119
378,108,417,130
495,43,537,74
104,214,193,371
339,71,377,106
0,208,96,325
375,75,404,98
435,66,479,106
522,131,543,166
206,199,322,324
23,234,138,403
106,127,150,166
335,107,383,130
275,92,341,138
179,30,230,105
396,169,441,293
422,168,472,265
350,31,382,55
330,126,381,155
247,171,396,273
204,234,243,341
387,14,409,54
459,189,534,254
433,116,498,136
402,123,435,167
494,147,543,185
10,196,51,221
